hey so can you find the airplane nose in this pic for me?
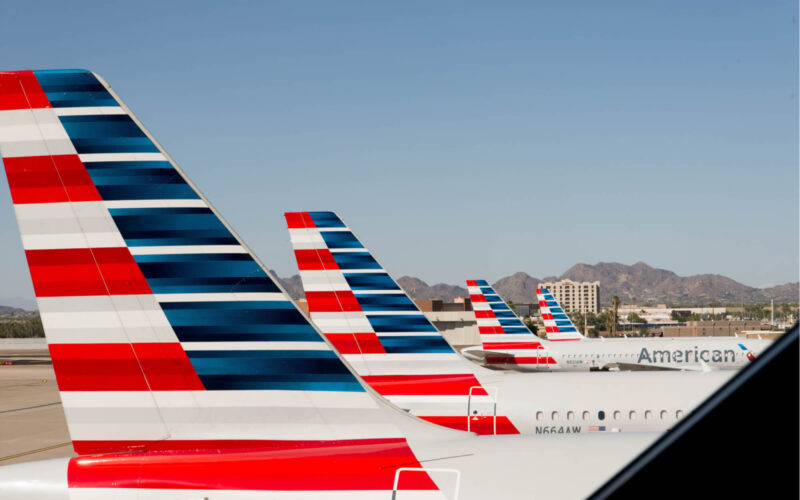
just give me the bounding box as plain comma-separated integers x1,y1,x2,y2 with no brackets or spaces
0,457,70,499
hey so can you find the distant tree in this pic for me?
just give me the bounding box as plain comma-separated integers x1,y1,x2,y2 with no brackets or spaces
626,312,645,324
611,296,621,336
507,300,517,314
569,311,585,332
670,310,682,322
523,318,538,335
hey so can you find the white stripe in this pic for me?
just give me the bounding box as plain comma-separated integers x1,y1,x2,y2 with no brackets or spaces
316,227,350,232
363,311,429,316
328,248,365,253
104,198,208,208
298,271,350,292
14,201,125,250
155,292,288,302
61,390,379,409
311,313,373,333
181,342,330,351
52,106,127,116
129,245,246,255
472,303,492,311
39,295,179,344
20,232,124,249
374,332,443,337
79,152,167,162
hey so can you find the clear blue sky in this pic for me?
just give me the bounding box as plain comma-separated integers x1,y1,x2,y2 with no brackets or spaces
0,1,797,303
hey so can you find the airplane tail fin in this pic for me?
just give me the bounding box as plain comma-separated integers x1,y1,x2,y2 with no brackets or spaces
0,70,446,493
466,280,543,350
286,212,520,434
536,287,585,340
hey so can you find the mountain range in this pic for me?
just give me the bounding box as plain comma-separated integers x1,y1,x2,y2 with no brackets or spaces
274,262,798,306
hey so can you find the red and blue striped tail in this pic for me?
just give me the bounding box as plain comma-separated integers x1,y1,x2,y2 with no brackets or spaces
466,280,557,366
286,212,520,434
537,287,584,341
0,69,444,497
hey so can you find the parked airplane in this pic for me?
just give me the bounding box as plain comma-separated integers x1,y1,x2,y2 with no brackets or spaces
285,211,733,436
462,282,770,372
0,68,663,499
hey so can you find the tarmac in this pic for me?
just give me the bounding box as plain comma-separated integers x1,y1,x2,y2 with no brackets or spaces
0,348,75,465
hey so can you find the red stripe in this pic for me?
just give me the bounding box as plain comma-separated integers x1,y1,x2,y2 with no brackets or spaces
362,374,488,396
306,290,361,312
294,249,339,271
50,343,148,391
479,326,505,334
284,211,315,229
466,280,479,286
469,294,487,302
474,310,496,318
482,342,543,350
50,343,203,391
541,313,553,320
485,356,557,365
0,70,50,110
325,333,386,354
420,416,519,435
25,247,151,297
68,438,437,491
539,300,548,307
4,155,102,204
132,343,205,390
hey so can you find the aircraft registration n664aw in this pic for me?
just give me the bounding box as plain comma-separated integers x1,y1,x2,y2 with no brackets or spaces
0,68,678,500
285,211,734,436
462,282,771,372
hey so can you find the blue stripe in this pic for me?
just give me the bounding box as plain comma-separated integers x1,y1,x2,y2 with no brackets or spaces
354,294,417,311
331,252,381,270
109,207,237,247
84,161,199,200
59,115,158,154
484,294,502,302
479,287,494,294
489,303,512,311
320,231,363,249
343,273,400,291
367,314,438,333
185,350,363,392
133,254,279,294
308,212,346,228
475,280,489,286
35,70,118,108
499,319,526,326
501,327,531,334
493,311,517,319
379,336,453,353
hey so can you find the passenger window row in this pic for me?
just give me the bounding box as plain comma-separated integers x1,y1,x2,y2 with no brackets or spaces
535,409,685,421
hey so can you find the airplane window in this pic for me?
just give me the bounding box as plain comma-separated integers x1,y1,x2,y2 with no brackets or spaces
551,411,559,420
598,410,605,421
660,410,668,420
567,411,575,421
676,410,684,419
613,410,621,420
645,410,652,420
582,411,590,421
536,411,543,421
629,410,637,420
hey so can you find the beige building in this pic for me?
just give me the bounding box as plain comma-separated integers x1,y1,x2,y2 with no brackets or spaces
538,279,600,314
660,321,772,338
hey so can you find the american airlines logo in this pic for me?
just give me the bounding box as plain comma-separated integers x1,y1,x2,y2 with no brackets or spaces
637,347,736,364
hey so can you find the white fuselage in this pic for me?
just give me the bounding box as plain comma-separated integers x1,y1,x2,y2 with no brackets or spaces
465,335,771,372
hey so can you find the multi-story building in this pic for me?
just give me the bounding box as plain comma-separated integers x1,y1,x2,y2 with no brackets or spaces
538,279,600,314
